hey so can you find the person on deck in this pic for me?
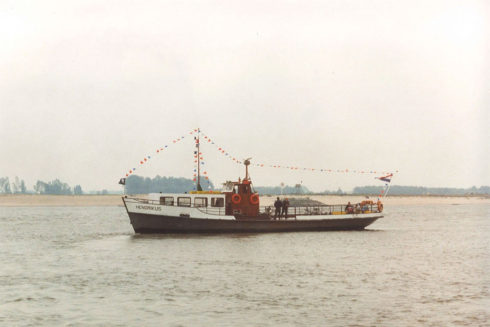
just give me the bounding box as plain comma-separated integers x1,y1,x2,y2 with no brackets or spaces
345,202,353,214
274,197,282,219
282,198,290,218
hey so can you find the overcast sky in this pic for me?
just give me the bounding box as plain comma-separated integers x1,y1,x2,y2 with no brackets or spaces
1,0,488,192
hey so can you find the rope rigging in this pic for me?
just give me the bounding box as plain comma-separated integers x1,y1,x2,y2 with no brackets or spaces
120,128,397,194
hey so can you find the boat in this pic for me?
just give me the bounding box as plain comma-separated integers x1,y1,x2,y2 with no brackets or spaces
122,157,384,234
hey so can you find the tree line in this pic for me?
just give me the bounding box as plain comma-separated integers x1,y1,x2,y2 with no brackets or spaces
0,176,83,195
0,175,214,195
351,185,490,196
0,177,27,194
34,179,83,195
254,185,310,195
125,175,214,194
1,175,488,196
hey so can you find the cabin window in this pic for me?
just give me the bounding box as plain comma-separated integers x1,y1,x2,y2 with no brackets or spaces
194,197,207,207
211,197,224,207
160,197,174,206
177,197,191,207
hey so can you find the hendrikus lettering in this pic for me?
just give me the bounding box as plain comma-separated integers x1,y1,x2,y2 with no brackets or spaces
135,205,162,211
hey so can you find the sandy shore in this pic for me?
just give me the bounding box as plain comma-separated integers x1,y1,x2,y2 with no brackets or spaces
0,194,488,207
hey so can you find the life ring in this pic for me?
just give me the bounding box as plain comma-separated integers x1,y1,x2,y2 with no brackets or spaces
377,202,383,212
250,193,259,205
231,194,242,204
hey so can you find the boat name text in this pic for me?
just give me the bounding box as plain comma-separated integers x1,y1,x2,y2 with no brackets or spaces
135,205,162,211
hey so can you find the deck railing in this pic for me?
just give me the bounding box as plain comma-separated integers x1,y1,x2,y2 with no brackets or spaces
124,197,160,205
124,197,381,217
124,197,226,215
262,204,380,217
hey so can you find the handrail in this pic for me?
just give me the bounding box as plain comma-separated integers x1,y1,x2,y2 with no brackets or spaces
259,203,381,216
124,196,382,216
124,197,160,205
124,197,227,215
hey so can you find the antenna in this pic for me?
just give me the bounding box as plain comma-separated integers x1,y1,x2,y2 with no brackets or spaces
295,183,301,195
196,129,202,191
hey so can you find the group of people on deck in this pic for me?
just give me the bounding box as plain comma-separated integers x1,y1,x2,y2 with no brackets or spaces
345,201,379,214
273,197,290,219
345,202,369,214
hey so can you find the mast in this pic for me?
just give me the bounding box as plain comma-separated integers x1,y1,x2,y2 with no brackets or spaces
382,174,394,199
196,128,202,191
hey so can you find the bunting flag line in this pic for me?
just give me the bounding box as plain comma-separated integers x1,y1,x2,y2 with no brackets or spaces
199,130,397,176
122,128,198,177
121,128,398,181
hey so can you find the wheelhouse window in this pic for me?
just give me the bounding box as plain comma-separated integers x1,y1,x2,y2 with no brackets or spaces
211,197,224,207
177,197,191,207
194,197,208,207
160,197,174,206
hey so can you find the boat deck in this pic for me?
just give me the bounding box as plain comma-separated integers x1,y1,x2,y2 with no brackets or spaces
124,196,382,220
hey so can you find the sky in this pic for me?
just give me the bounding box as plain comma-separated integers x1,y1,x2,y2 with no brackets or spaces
0,0,488,192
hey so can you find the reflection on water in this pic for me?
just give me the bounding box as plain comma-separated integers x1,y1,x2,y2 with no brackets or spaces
0,205,489,326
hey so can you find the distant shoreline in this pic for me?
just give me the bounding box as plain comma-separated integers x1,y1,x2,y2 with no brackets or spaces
0,194,488,207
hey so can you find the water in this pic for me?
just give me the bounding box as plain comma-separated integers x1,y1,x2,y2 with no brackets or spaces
1,204,489,326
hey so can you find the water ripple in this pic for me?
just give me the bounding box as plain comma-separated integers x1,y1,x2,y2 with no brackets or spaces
0,204,489,326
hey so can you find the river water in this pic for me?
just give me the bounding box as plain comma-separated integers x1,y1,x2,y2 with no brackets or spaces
1,204,488,326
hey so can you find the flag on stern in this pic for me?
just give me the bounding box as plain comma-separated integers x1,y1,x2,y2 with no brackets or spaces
376,173,393,183
118,178,126,185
